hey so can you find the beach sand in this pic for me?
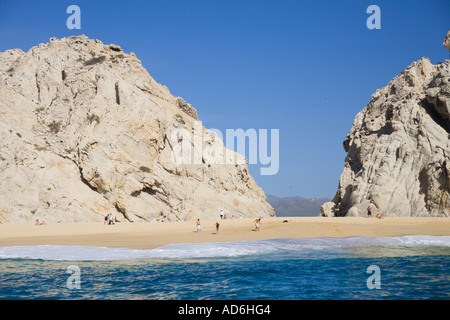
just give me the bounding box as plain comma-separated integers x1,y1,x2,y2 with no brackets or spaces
0,217,449,249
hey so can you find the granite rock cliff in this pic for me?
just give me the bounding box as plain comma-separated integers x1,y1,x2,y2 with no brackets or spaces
0,35,274,223
323,31,450,217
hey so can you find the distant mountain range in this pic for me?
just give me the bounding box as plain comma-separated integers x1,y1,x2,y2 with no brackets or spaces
266,195,331,217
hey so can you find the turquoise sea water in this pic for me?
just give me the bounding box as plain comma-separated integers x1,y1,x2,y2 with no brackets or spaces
0,236,449,300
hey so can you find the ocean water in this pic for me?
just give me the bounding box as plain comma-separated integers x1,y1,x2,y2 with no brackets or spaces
0,236,449,300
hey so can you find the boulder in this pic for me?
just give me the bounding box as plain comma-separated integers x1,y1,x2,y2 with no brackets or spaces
320,201,336,217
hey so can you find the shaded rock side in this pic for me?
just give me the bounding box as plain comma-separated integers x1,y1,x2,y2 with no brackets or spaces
0,35,274,223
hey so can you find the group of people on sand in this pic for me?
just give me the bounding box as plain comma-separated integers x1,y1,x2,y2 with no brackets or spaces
195,210,263,233
219,209,242,220
196,219,221,233
104,213,115,225
367,206,382,219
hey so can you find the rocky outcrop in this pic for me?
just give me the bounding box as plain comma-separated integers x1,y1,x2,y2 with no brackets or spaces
329,31,450,217
0,35,274,223
319,202,336,217
444,30,450,56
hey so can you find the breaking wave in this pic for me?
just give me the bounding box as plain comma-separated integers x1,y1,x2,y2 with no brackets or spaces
0,235,449,261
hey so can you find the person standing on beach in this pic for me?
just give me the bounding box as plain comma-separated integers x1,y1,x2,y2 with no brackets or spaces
196,219,201,232
367,206,372,218
108,213,115,225
216,222,220,234
220,209,224,219
254,218,261,231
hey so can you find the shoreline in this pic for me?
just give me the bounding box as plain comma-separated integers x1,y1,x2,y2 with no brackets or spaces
0,217,449,250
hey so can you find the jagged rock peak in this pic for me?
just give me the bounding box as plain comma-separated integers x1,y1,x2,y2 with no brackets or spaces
1,35,197,119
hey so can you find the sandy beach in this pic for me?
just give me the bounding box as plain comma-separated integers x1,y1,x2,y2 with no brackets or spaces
0,217,449,249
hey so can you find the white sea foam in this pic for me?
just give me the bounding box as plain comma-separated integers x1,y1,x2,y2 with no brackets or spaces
0,235,449,261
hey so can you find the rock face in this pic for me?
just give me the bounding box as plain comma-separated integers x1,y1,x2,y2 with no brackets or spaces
330,33,450,217
444,30,450,56
0,35,274,223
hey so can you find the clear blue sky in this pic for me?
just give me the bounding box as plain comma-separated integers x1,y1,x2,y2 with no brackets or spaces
1,0,449,198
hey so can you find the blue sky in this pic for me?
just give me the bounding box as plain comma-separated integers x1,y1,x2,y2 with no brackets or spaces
1,0,449,198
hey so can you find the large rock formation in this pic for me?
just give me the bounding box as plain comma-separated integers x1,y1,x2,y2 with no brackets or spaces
0,35,274,223
327,31,450,217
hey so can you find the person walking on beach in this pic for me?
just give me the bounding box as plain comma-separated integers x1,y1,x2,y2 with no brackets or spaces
215,222,220,234
220,209,224,219
367,206,372,218
196,219,201,232
253,218,261,231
